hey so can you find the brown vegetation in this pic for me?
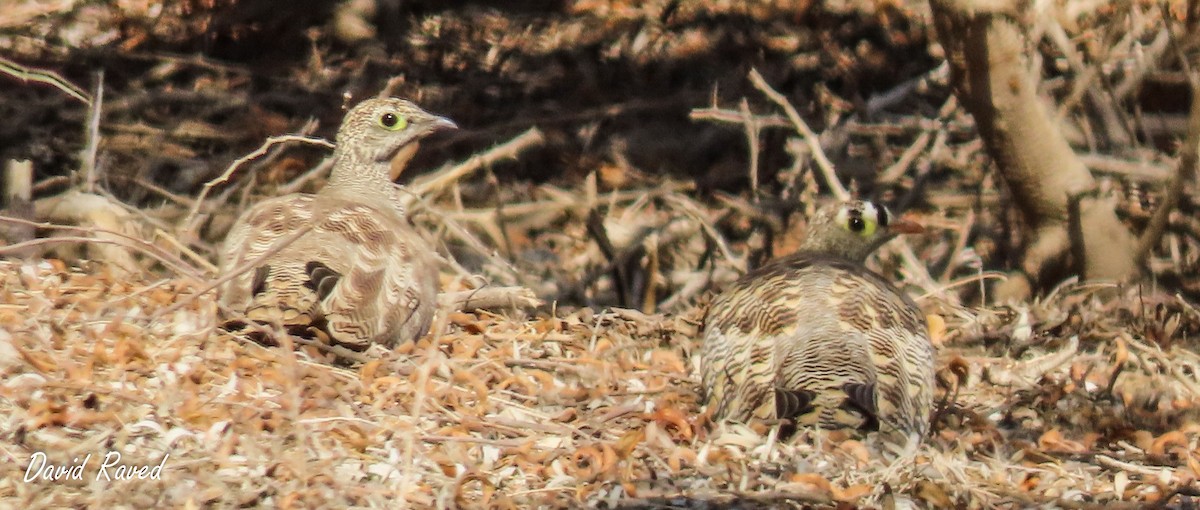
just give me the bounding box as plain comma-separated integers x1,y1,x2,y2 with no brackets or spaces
2,0,1200,507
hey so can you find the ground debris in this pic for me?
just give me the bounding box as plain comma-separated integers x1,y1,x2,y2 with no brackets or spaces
1,257,1199,507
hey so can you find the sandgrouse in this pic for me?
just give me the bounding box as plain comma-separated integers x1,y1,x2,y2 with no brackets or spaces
220,97,455,350
699,200,935,446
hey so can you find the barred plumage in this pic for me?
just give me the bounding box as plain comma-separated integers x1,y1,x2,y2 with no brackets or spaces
700,200,936,446
219,97,455,350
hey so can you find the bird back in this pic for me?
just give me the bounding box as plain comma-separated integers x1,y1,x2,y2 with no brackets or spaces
220,193,437,349
701,254,935,443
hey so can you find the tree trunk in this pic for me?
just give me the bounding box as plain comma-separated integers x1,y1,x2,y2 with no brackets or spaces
928,0,1139,300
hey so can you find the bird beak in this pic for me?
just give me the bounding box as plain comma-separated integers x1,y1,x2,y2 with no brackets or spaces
890,216,925,234
429,115,458,132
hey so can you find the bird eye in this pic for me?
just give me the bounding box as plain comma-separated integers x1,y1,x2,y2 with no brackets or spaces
378,112,407,131
842,209,878,237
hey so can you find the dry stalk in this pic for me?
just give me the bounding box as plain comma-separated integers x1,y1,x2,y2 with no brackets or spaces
1046,18,1133,148
80,71,105,193
1114,28,1170,100
442,186,687,226
440,286,543,311
1121,333,1200,396
0,234,156,266
1134,75,1200,263
739,98,762,199
642,232,660,313
408,127,545,200
1077,154,1172,182
182,134,335,234
0,208,200,278
938,208,977,284
130,176,196,207
689,108,789,128
0,56,91,104
3,159,33,203
662,194,745,273
274,158,334,196
917,271,1009,302
748,68,850,201
154,228,220,274
879,130,933,185
0,160,35,251
880,96,957,184
865,62,949,116
406,192,522,284
32,175,70,194
1095,454,1178,480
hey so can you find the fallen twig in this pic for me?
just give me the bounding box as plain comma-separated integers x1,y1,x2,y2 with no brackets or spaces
440,286,543,311
409,127,545,199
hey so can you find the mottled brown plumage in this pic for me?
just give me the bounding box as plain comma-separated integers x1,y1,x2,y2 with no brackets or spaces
220,97,455,350
700,200,935,446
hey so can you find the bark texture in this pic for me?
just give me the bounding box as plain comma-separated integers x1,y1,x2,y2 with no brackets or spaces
929,0,1139,300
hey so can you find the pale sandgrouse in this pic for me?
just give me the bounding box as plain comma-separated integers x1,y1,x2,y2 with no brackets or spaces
220,97,455,350
700,200,935,445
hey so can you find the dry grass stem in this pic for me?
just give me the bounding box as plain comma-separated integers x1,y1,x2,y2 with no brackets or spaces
81,71,103,193
0,56,90,104
182,134,335,232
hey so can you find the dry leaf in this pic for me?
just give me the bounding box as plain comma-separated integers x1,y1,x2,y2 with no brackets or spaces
832,483,872,503
927,313,947,345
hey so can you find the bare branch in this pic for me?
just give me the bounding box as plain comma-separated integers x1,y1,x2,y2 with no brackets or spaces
81,70,103,193
0,56,90,105
408,127,546,199
182,134,335,233
1135,77,1200,263
747,68,850,201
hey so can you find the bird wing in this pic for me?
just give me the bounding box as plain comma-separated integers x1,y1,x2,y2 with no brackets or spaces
305,200,437,348
774,322,879,431
825,265,935,440
700,256,934,441
700,317,777,423
701,258,842,423
220,194,437,348
219,194,318,315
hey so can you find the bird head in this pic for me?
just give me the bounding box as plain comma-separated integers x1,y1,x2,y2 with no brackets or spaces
337,97,457,164
799,200,923,262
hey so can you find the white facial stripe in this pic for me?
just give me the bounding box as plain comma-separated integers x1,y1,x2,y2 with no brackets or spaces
861,202,878,225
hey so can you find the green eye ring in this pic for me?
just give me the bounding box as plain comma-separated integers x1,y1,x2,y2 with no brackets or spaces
858,217,877,237
841,209,878,237
379,112,408,131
